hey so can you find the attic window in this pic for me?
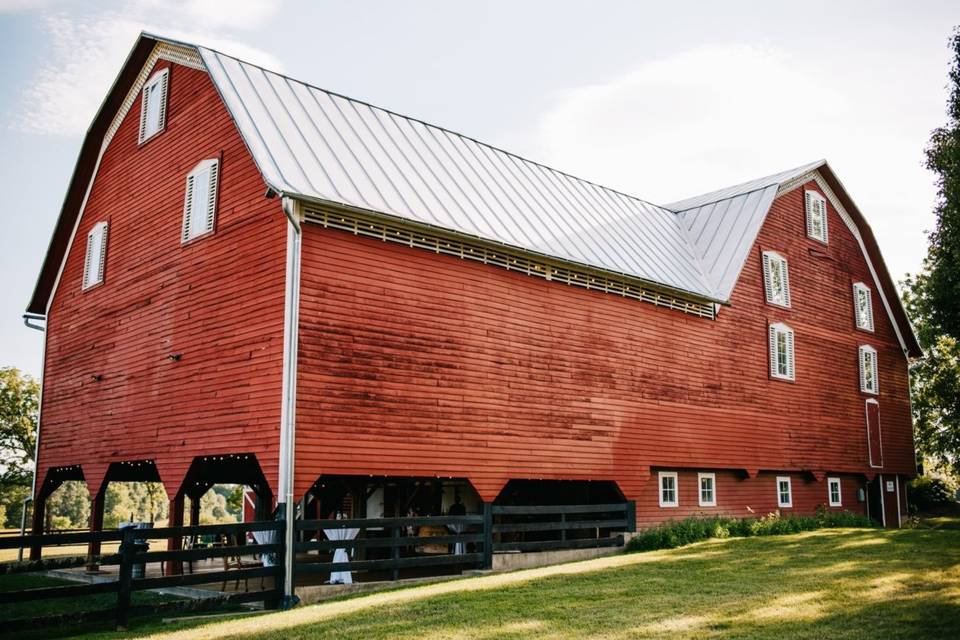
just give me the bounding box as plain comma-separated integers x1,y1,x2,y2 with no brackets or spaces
139,69,169,144
82,221,108,290
859,345,879,395
768,322,795,381
853,282,874,331
762,251,791,307
805,190,828,243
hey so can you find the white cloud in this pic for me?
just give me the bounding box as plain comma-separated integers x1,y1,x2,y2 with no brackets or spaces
12,0,284,136
525,43,945,279
0,0,49,13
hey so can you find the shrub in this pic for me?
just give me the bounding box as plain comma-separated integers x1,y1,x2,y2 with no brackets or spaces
625,510,876,553
907,476,958,512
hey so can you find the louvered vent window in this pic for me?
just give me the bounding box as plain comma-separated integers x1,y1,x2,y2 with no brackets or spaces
139,68,169,144
859,345,879,394
768,323,795,381
762,251,791,307
805,190,828,243
182,159,219,242
82,221,109,290
853,282,874,331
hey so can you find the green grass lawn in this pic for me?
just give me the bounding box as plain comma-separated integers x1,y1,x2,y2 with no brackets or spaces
7,523,960,639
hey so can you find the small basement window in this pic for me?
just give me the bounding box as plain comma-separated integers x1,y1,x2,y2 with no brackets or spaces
82,221,109,290
698,472,716,507
762,251,791,307
139,68,169,144
182,159,219,242
805,190,828,243
659,472,678,508
853,282,874,332
859,345,879,395
777,476,792,508
828,477,842,507
768,323,795,381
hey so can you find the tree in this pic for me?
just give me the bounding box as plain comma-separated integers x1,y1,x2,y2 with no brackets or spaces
903,28,960,479
923,28,960,340
0,367,38,528
0,367,38,489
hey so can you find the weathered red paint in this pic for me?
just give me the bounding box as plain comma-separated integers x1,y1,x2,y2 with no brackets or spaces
35,59,287,503
294,181,915,505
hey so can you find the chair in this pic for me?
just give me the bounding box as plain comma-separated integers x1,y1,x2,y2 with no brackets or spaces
221,534,264,592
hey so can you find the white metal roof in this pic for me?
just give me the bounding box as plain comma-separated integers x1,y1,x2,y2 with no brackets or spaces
193,39,825,304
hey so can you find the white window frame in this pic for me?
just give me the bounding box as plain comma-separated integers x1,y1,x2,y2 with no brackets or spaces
853,282,874,332
827,477,842,507
762,251,791,308
805,189,828,243
658,471,678,508
859,345,879,395
82,221,109,290
698,472,716,507
768,322,795,381
139,68,169,144
182,158,220,243
777,476,793,508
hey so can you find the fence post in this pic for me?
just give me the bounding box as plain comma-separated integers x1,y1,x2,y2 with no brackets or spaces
626,501,637,533
560,512,567,543
273,518,288,610
116,527,135,630
390,523,400,581
482,502,493,570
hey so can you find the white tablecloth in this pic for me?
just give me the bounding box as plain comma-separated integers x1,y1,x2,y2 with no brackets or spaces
324,527,360,584
447,523,465,555
252,528,277,567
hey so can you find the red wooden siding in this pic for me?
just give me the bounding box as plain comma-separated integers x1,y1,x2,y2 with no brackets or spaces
295,180,914,504
635,471,866,526
36,59,287,500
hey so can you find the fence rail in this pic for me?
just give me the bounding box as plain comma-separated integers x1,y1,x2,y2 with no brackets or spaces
294,515,485,581
0,520,284,630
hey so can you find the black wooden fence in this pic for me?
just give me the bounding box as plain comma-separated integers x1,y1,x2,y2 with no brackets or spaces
0,520,283,630
294,515,485,582
490,502,636,553
1,501,636,630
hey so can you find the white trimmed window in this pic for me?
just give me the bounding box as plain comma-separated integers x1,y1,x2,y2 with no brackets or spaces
805,190,828,243
859,345,879,394
698,472,716,507
828,477,842,507
762,251,791,307
659,472,678,507
777,476,793,508
139,68,169,144
768,323,795,381
853,282,874,331
182,159,219,242
82,221,109,290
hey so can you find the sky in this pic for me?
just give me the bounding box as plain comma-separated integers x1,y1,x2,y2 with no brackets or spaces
0,0,957,378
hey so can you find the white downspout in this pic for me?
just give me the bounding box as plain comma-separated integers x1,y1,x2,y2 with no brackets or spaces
278,196,301,606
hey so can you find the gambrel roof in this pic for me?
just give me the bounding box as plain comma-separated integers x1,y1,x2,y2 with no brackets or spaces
27,33,921,357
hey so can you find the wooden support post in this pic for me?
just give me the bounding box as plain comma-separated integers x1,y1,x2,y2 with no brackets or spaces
391,523,400,581
560,512,567,543
116,526,135,631
164,493,184,576
188,494,200,528
482,502,493,570
29,493,47,561
626,501,637,533
86,489,106,572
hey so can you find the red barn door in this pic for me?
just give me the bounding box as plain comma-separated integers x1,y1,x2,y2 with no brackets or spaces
866,400,882,468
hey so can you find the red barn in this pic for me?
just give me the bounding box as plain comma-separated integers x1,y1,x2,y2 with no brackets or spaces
26,33,920,568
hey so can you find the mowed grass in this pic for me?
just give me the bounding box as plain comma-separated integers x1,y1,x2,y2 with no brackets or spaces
54,524,960,640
